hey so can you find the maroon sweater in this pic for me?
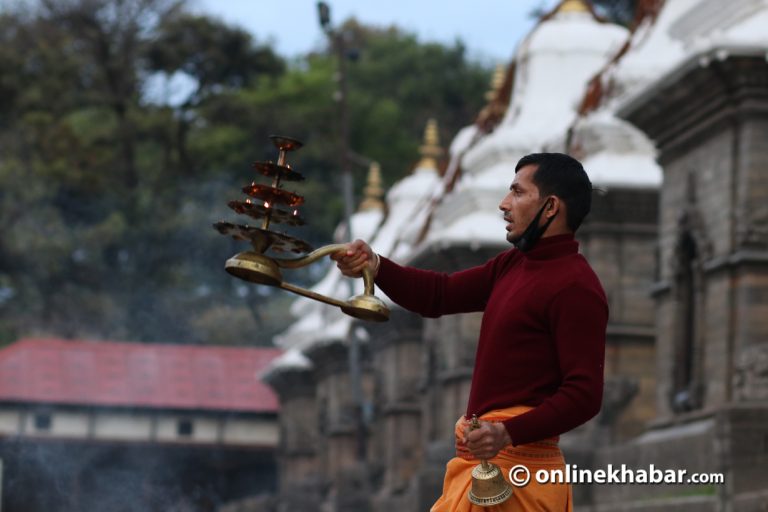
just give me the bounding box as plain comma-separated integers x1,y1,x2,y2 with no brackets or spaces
375,234,608,446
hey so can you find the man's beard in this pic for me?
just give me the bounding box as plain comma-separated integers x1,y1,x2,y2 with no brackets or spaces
508,200,557,252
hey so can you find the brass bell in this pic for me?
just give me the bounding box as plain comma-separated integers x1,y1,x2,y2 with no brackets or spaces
467,415,513,507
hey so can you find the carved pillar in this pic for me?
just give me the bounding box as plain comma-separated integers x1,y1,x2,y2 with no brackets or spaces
303,338,372,512
411,311,480,511
263,361,322,512
366,309,423,512
578,187,658,443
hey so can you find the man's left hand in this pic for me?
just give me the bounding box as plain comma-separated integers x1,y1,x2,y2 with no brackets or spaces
463,420,512,460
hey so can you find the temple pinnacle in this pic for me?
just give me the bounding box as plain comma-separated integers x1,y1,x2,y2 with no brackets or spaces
359,162,385,212
416,118,443,171
557,0,590,14
485,63,506,102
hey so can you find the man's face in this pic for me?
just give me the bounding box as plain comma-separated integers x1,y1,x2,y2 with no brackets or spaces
498,164,546,244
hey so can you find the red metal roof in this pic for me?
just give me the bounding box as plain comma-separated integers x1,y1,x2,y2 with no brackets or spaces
0,338,282,413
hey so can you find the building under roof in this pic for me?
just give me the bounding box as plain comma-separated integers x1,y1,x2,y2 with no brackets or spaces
0,338,282,512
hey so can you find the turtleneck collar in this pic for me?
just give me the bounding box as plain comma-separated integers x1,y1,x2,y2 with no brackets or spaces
521,233,578,261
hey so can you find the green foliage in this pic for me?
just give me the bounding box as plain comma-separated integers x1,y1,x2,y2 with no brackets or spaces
0,0,491,346
529,0,638,26
145,12,284,104
591,0,638,26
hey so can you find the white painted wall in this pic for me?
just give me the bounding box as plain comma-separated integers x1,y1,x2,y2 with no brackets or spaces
49,412,89,437
0,411,20,434
222,418,278,446
93,412,152,440
0,406,277,448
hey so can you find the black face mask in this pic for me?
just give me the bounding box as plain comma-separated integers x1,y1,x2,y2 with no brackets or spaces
510,198,557,252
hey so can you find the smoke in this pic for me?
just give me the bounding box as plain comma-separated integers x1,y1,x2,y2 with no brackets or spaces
0,436,276,512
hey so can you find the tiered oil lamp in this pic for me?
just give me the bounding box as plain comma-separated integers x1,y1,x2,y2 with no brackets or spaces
214,135,389,322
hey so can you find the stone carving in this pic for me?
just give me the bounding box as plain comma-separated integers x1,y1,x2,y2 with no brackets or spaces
598,376,639,426
668,174,713,282
733,343,768,401
737,204,768,248
666,176,711,414
669,380,704,413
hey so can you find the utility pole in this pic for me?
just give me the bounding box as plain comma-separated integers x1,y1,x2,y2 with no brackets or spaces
317,1,355,242
317,1,367,463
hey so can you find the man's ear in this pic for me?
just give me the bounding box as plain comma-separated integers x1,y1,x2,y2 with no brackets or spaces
546,196,561,219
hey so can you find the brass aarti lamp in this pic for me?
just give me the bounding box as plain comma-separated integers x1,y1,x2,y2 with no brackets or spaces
214,135,389,322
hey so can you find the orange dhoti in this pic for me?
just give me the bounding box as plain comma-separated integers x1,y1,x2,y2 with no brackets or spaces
430,406,572,512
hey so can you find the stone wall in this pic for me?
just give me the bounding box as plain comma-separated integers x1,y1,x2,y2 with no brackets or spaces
615,51,768,512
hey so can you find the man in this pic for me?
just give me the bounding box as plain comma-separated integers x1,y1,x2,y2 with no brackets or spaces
333,153,608,511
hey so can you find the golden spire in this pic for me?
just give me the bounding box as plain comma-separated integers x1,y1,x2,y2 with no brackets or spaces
358,162,385,212
485,63,506,102
557,0,590,13
416,118,443,171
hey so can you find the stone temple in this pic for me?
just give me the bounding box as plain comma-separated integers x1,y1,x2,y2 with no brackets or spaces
261,1,768,510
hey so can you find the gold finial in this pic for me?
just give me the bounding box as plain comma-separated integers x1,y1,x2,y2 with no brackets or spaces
359,162,385,212
416,118,443,171
557,0,590,13
485,63,506,102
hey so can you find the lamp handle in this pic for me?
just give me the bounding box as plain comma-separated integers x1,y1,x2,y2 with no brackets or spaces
272,243,375,295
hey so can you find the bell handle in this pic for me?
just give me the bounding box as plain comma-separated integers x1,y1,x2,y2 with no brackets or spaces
272,243,376,295
469,414,491,470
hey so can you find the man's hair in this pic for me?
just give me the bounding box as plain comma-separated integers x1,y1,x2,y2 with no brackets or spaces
515,153,593,232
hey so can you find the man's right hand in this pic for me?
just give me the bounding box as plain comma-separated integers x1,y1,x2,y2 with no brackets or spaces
330,239,379,278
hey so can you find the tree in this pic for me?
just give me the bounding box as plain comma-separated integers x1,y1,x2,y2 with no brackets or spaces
530,0,638,26
146,13,284,104
145,12,284,173
591,0,638,26
341,20,488,177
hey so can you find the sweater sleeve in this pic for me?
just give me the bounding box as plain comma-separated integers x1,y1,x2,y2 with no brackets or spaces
374,252,514,318
501,282,608,445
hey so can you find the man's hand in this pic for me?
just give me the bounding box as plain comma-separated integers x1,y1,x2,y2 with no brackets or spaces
463,420,512,460
330,239,379,278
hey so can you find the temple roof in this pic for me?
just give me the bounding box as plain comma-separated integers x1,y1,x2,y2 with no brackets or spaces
565,0,768,190
468,4,627,162
599,0,768,114
419,4,629,249
604,0,696,109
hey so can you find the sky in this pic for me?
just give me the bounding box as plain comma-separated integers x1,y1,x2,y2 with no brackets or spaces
192,0,562,63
